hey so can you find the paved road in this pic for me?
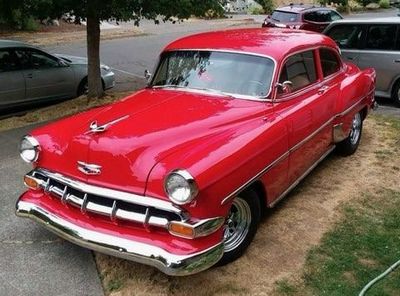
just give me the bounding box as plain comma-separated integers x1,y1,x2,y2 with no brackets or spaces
0,124,104,296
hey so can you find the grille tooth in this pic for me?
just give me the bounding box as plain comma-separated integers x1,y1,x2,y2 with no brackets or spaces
31,171,181,229
81,193,88,213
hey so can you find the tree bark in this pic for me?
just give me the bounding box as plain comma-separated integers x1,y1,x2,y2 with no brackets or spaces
86,0,103,100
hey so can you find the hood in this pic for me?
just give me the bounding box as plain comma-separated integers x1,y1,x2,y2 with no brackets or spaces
31,89,267,195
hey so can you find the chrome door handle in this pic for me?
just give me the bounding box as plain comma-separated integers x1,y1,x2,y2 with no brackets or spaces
394,59,400,63
318,86,329,95
347,57,354,60
26,73,33,79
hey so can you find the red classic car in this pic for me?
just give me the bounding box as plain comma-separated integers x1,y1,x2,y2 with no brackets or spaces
16,28,376,276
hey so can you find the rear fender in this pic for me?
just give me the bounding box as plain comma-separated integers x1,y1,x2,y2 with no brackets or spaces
334,66,375,140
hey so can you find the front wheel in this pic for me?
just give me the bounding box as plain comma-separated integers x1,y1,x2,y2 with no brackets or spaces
217,189,261,266
336,111,363,156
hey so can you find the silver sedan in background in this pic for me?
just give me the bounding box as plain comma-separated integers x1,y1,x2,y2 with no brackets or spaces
0,40,115,113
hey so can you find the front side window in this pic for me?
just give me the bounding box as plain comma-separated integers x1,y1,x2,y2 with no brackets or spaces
365,25,397,50
151,51,275,98
319,48,340,77
304,11,331,23
15,49,60,69
326,25,363,49
279,50,317,93
0,49,19,72
271,11,300,23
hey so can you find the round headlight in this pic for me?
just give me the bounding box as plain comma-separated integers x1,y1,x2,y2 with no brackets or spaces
20,136,40,163
164,170,198,205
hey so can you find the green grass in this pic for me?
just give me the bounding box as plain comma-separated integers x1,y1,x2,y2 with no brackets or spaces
277,190,400,296
107,278,123,292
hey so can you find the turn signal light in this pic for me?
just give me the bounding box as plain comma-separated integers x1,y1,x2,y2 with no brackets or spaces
168,222,195,239
24,175,40,190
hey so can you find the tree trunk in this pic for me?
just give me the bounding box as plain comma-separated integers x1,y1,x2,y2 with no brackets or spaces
86,0,103,100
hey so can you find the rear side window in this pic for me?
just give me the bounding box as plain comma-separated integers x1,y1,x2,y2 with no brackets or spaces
365,25,397,50
271,11,300,23
0,49,19,72
326,25,363,49
330,11,342,21
304,11,331,23
319,48,340,77
279,50,317,92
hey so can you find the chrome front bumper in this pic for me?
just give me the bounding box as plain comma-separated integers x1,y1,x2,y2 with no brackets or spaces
15,200,224,276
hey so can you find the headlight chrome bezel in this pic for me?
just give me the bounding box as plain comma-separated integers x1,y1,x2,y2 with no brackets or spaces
20,135,40,163
164,169,198,205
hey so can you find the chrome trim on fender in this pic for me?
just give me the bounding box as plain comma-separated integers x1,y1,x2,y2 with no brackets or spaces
15,200,224,276
268,146,335,208
221,151,289,205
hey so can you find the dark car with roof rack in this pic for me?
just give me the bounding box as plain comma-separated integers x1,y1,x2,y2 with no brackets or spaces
262,4,343,32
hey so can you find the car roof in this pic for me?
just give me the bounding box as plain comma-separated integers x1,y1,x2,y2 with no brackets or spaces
164,28,339,62
0,39,29,48
275,4,333,13
330,17,400,25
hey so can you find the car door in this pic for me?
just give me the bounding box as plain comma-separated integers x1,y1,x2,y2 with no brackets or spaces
15,47,75,102
273,49,325,185
312,48,343,154
324,23,365,64
356,24,399,96
0,48,25,111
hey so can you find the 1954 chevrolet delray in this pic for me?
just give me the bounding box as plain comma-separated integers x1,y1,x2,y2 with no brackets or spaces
16,28,376,276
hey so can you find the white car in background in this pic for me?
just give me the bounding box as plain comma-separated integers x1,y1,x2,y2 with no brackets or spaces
0,39,115,113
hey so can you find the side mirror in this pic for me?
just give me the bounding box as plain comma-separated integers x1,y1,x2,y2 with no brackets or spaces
144,69,152,82
276,80,293,95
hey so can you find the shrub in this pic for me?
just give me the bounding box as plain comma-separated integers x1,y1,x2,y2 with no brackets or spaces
255,0,274,14
248,6,265,14
21,16,39,31
379,0,391,8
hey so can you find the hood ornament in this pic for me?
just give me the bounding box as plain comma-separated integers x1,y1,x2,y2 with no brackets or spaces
77,161,102,175
87,115,129,134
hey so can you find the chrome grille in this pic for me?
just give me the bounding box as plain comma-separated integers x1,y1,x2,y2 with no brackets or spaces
28,168,186,229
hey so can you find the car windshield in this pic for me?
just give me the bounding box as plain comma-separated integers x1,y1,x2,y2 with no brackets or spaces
150,50,275,98
271,11,300,23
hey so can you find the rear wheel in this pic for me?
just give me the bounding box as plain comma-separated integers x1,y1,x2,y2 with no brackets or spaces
77,77,88,96
392,80,400,107
217,189,261,266
336,111,363,156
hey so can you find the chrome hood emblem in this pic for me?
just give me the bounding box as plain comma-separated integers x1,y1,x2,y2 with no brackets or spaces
87,115,129,134
77,161,102,175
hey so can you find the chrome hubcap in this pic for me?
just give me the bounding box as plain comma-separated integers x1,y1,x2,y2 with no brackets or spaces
223,197,251,252
349,113,362,145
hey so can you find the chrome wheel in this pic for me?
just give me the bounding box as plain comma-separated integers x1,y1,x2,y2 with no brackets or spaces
349,113,362,145
223,197,252,252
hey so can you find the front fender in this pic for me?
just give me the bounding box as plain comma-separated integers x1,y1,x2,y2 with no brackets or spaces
145,111,288,219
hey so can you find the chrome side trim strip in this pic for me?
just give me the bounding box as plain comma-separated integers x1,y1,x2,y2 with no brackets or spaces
268,146,335,208
290,118,334,153
15,200,224,276
35,168,182,214
221,151,289,205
